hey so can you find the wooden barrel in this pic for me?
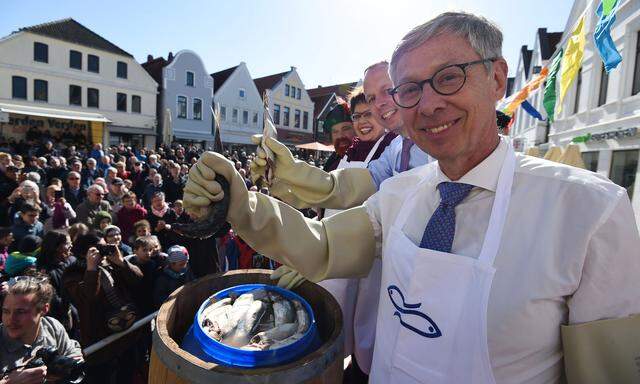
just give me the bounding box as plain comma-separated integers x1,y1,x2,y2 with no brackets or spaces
150,269,344,384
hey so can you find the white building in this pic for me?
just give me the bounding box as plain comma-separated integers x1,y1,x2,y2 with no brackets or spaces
0,18,158,148
212,62,263,146
254,67,314,145
546,0,640,221
509,29,563,151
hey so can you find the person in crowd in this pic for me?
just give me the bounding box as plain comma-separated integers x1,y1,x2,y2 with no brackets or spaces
106,177,126,211
45,157,66,182
131,220,151,244
124,236,162,316
92,211,112,233
98,155,112,175
6,181,41,225
117,192,148,243
163,163,185,203
67,223,88,244
322,99,356,172
143,174,164,208
11,204,44,246
104,167,118,187
147,154,160,170
42,185,76,231
75,184,112,227
172,200,188,223
63,171,86,209
114,162,130,180
104,225,133,256
36,230,77,334
90,143,104,161
152,245,193,308
81,158,99,187
4,235,41,277
22,156,47,186
0,228,13,273
146,192,177,250
0,277,83,383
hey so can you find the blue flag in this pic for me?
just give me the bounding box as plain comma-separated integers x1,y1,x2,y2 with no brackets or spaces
521,100,544,121
594,0,622,73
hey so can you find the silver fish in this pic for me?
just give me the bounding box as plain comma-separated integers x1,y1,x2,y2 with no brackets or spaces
267,300,310,350
224,300,267,347
249,322,298,350
273,299,295,327
200,297,232,320
203,304,235,341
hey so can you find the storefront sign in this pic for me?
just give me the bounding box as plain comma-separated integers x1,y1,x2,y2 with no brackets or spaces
572,127,638,143
5,115,88,131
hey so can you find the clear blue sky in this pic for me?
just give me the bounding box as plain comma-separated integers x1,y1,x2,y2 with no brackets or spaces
0,0,573,88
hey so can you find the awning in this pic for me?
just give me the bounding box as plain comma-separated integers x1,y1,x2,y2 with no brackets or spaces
173,130,215,141
295,142,335,152
0,102,111,123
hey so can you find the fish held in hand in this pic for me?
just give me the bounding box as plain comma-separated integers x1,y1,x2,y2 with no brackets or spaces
174,174,231,239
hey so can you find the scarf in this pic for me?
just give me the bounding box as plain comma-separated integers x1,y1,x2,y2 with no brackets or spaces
152,203,169,217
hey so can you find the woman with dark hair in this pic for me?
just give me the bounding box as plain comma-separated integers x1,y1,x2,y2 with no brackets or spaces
37,230,78,334
146,191,178,250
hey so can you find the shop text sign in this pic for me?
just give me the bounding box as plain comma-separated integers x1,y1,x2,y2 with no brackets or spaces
572,127,638,143
4,115,88,131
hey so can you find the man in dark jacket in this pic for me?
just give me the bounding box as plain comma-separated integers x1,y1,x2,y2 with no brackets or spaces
64,171,87,209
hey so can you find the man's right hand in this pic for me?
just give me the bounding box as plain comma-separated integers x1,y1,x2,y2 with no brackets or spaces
1,366,47,384
85,247,102,271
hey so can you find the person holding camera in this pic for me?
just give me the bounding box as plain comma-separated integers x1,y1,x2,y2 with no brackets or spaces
0,277,83,384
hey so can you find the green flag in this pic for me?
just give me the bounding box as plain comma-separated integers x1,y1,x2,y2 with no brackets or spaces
603,0,616,16
543,48,564,123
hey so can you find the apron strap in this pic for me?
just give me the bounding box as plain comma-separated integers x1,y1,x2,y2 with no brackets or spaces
364,135,386,164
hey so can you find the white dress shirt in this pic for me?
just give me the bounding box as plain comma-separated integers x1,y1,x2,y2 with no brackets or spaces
364,137,640,383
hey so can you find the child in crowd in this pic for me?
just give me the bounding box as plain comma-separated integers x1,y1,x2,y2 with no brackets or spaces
130,220,151,245
11,203,44,246
93,210,113,233
104,225,133,256
4,234,41,277
125,236,163,316
67,223,89,243
153,245,194,308
0,228,14,272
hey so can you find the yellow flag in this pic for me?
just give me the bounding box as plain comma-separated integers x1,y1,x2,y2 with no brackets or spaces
557,16,586,113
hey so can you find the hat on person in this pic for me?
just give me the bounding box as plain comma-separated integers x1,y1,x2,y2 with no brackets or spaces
104,225,121,237
322,97,351,133
95,211,112,224
112,177,124,186
167,245,189,263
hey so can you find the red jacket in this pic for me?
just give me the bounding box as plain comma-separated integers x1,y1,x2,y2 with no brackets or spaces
117,204,148,242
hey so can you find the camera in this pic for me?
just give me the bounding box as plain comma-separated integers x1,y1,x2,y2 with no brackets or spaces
25,347,85,383
54,189,64,199
96,244,117,257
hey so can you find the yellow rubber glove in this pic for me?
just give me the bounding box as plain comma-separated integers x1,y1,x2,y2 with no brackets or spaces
183,151,376,282
270,266,306,289
249,135,376,210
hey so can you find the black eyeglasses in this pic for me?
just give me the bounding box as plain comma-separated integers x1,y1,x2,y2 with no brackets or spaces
388,58,498,108
351,110,373,122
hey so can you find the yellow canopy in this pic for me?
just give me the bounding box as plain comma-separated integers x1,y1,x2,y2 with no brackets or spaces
525,147,541,157
544,146,564,162
559,144,586,169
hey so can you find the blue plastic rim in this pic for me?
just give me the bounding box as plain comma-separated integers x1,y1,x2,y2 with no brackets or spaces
184,284,320,368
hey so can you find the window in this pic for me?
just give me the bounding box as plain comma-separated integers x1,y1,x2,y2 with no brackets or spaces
253,112,258,126
88,88,99,108
220,106,227,121
597,64,609,107
177,96,187,118
573,68,582,114
239,88,246,99
294,109,301,128
633,31,640,95
69,85,82,106
186,71,194,87
273,104,281,124
132,95,141,113
291,87,296,98
232,108,238,123
34,79,47,102
296,88,301,100
610,150,639,199
193,98,202,120
70,50,82,69
34,42,48,63
285,84,290,97
117,92,127,112
117,61,128,79
88,54,99,73
242,110,249,124
283,106,290,126
11,76,27,99
582,151,598,172
303,111,309,130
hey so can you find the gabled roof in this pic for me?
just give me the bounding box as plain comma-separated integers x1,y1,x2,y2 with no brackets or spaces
17,18,133,57
141,56,169,85
537,28,563,60
253,70,290,97
521,45,533,78
307,82,357,120
211,65,239,91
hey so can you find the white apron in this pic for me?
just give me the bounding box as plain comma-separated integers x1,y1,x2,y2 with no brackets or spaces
321,135,384,359
369,143,515,384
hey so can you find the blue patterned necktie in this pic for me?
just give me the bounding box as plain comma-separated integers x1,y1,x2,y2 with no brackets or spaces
419,182,474,252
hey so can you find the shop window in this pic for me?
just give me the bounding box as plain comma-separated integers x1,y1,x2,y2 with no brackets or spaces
117,61,128,79
243,110,248,124
177,96,187,118
34,42,48,63
132,95,141,113
193,98,202,120
88,88,99,108
294,109,301,128
581,151,598,172
34,79,48,102
273,104,281,124
12,76,27,99
598,64,609,107
70,50,82,70
610,149,639,199
303,111,309,130
69,85,82,106
88,54,99,73
117,92,127,112
186,71,194,87
283,107,290,126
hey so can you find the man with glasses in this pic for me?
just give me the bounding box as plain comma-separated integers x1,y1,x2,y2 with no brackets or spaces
64,171,86,209
75,185,112,227
187,11,640,383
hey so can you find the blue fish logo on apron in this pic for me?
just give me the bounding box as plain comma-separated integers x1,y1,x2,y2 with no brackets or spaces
387,285,442,338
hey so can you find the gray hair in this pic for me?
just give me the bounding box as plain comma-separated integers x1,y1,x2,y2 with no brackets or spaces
389,12,503,81
25,172,41,184
87,184,104,194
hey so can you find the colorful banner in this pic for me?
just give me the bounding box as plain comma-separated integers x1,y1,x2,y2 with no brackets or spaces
543,48,564,122
558,16,586,114
521,100,544,121
498,66,549,117
594,0,622,72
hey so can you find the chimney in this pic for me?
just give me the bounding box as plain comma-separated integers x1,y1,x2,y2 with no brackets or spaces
290,66,296,71
147,54,153,63
168,52,174,61
317,85,322,88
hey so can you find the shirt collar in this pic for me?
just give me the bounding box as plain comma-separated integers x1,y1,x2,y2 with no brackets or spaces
432,136,508,193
